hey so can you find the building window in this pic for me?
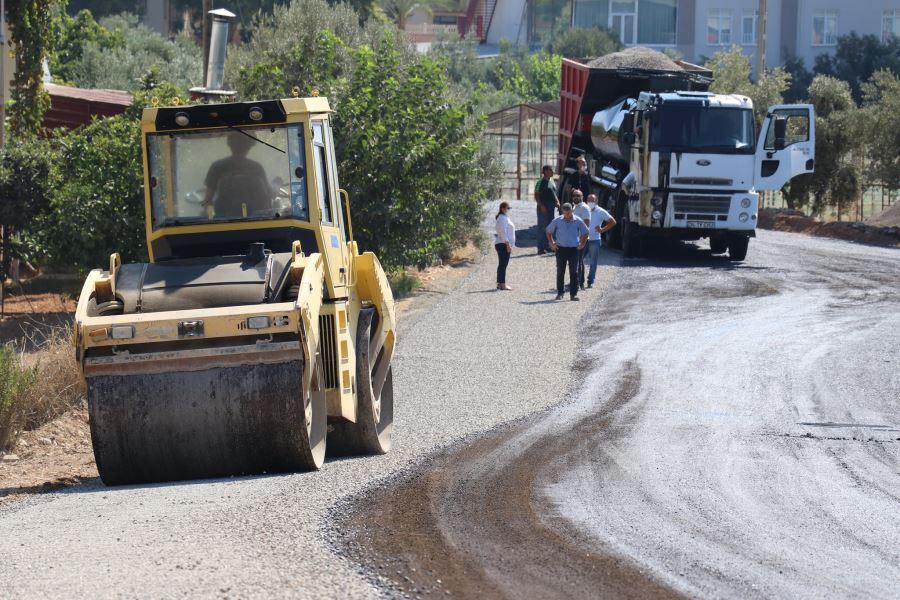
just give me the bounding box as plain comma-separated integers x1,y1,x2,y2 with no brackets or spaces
883,10,900,42
742,10,757,45
638,0,677,45
573,0,608,29
433,14,458,25
812,10,837,46
610,0,637,45
708,9,732,45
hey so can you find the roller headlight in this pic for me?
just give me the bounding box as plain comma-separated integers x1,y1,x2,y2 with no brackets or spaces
739,212,749,222
248,106,264,121
741,197,752,208
651,195,664,207
174,111,190,127
652,210,663,221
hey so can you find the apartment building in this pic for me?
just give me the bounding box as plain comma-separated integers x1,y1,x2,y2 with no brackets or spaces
569,1,900,69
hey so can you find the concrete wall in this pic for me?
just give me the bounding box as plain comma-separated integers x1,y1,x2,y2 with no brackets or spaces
487,0,528,44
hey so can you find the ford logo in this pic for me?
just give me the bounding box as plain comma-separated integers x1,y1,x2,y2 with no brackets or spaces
696,159,711,166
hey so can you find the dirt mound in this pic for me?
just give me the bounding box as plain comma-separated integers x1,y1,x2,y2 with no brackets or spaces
588,47,683,71
866,202,900,227
759,208,900,247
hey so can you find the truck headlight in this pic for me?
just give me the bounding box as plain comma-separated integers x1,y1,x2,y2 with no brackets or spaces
739,212,749,222
652,210,663,221
741,197,752,208
247,316,271,329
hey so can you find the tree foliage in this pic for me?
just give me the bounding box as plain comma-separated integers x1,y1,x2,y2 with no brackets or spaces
861,70,900,189
782,76,861,216
6,0,64,137
232,0,495,267
547,26,622,59
814,32,900,104
52,12,202,92
704,46,790,123
0,139,55,275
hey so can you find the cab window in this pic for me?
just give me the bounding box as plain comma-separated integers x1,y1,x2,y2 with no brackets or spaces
312,122,334,224
764,109,810,150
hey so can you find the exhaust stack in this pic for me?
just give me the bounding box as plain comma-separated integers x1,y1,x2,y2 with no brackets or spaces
190,7,237,102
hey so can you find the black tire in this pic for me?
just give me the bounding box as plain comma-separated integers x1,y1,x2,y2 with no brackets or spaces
606,191,624,250
728,235,750,261
328,308,394,456
710,236,728,254
97,300,124,316
622,217,642,258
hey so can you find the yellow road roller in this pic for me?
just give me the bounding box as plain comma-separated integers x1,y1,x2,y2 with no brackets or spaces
74,96,396,485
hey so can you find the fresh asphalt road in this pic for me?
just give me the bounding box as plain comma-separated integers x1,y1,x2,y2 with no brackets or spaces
349,225,900,599
1,203,897,599
0,200,611,599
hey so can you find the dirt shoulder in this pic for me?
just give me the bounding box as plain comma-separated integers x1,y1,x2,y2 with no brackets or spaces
0,246,485,502
758,208,900,248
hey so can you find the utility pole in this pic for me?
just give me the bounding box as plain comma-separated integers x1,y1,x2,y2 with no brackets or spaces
202,0,212,84
756,0,767,79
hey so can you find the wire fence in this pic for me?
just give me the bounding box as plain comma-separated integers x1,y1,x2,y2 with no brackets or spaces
759,184,898,222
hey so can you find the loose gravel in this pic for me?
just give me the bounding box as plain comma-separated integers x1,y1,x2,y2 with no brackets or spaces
587,46,683,70
0,200,616,599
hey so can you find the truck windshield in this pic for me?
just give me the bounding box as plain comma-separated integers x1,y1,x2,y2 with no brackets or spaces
146,124,309,230
651,106,755,154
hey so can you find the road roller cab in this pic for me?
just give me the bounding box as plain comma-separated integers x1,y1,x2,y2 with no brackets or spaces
74,97,397,485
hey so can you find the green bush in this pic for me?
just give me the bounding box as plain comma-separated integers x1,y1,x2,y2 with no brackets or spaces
548,26,621,59
232,0,495,268
0,345,37,452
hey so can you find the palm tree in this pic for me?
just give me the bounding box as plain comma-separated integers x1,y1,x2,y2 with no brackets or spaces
380,0,430,30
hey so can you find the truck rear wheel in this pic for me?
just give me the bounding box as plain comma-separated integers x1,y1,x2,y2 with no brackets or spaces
728,235,750,261
328,308,394,456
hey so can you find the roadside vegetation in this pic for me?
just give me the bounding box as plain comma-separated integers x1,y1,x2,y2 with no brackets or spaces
0,330,84,452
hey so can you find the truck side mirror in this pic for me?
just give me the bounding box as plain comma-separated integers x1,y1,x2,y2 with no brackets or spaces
773,116,787,151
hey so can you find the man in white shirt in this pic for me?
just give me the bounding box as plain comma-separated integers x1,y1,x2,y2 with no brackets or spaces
584,193,617,288
571,190,591,290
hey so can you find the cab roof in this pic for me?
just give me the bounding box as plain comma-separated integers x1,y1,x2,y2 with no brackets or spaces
649,91,753,108
142,97,332,130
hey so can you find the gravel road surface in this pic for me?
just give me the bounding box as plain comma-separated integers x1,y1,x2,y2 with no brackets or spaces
0,200,613,599
348,230,900,599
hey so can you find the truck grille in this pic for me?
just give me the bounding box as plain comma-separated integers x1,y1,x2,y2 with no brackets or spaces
671,177,733,186
671,195,731,215
319,314,339,389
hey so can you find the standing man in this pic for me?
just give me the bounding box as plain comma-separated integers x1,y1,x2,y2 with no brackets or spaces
535,165,559,255
566,155,592,202
546,203,589,301
584,193,616,288
571,189,590,290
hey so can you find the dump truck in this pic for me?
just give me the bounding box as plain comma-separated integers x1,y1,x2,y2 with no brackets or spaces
74,96,396,485
558,53,816,260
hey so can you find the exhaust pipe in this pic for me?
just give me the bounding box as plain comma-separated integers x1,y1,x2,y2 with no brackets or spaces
205,8,235,91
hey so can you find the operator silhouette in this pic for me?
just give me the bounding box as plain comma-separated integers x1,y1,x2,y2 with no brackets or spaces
203,132,273,217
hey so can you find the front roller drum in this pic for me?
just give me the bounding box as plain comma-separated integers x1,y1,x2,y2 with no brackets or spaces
87,359,326,485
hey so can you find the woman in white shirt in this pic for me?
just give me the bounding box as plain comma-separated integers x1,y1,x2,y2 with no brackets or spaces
495,201,515,291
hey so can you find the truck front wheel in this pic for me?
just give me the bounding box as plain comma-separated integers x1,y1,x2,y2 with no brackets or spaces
728,235,750,261
709,236,728,254
622,217,642,258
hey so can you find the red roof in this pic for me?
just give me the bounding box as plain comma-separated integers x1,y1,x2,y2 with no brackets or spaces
43,83,132,129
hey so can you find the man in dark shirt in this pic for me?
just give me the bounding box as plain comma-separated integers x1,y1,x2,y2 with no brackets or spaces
203,133,272,217
567,155,592,201
535,165,559,255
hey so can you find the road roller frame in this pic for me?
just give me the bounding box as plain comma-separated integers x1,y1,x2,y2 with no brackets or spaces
74,96,396,484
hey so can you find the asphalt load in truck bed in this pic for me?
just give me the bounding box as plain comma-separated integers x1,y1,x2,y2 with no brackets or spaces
340,230,900,599
587,46,684,70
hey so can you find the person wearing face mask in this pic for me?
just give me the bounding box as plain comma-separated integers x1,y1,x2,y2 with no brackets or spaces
584,193,617,289
494,201,515,291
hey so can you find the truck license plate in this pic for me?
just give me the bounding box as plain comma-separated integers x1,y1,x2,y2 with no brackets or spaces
687,221,715,229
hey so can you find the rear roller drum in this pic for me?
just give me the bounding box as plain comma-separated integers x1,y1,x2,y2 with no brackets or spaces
87,355,326,485
328,307,394,456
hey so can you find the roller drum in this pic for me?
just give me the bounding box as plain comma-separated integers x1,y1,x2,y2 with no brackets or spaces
87,359,324,485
